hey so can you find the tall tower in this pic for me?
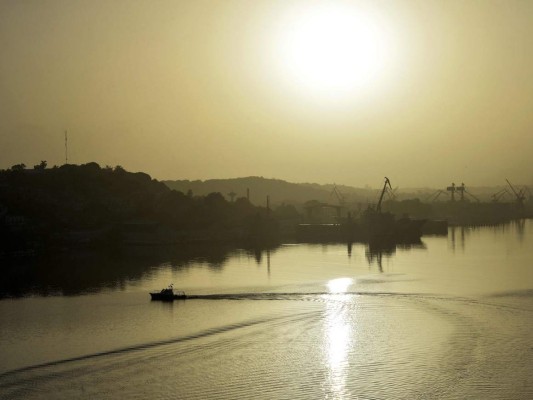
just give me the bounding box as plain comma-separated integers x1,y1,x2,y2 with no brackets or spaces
64,131,68,165
447,182,456,201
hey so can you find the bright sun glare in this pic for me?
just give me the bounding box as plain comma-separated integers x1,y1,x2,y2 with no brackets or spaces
277,4,393,97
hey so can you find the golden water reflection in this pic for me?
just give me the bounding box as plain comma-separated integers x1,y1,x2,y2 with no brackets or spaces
324,277,354,398
327,277,353,293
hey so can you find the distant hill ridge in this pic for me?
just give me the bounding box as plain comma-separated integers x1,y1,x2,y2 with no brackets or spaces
164,177,323,205
163,177,521,205
163,177,374,206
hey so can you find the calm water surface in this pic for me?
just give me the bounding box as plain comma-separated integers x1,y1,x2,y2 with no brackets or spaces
1,220,532,399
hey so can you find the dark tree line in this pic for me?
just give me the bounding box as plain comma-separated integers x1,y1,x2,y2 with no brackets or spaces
0,162,278,253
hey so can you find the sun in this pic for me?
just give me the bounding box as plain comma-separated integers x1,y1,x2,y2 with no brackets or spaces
276,4,394,97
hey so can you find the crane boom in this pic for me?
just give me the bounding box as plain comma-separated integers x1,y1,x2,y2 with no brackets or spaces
376,177,392,213
331,184,345,205
506,179,520,197
492,188,510,202
506,179,525,204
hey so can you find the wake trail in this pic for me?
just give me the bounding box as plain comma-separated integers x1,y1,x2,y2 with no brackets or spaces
187,291,533,312
0,309,319,380
187,291,430,300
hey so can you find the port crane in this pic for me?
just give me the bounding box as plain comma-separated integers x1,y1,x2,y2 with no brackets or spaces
330,184,346,206
387,186,399,201
458,183,480,202
376,177,392,213
446,183,457,201
491,188,511,202
524,186,533,201
426,189,448,202
446,182,479,202
506,179,526,206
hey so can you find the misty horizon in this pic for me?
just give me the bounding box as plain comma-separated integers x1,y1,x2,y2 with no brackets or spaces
4,160,530,193
1,0,532,188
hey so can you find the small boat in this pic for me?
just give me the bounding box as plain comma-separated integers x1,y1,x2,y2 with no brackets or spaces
150,284,187,301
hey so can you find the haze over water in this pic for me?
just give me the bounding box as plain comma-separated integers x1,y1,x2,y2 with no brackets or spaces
1,220,532,399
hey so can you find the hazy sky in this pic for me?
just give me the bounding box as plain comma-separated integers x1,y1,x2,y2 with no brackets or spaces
1,0,532,188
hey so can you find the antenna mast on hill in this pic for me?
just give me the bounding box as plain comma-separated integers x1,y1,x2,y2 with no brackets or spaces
64,131,68,164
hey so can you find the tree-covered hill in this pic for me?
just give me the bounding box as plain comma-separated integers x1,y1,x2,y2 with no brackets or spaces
163,176,335,206
0,163,273,254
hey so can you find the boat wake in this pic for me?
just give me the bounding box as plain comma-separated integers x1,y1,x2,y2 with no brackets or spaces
0,309,320,380
1,291,532,400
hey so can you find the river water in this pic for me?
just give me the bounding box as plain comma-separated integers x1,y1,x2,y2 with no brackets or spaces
1,220,532,399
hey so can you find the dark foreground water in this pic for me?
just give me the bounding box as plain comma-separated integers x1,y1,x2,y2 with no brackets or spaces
1,220,532,399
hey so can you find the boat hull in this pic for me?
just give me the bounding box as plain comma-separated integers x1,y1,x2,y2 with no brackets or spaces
150,292,187,301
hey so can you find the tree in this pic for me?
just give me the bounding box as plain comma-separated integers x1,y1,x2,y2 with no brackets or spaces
34,160,47,170
10,163,26,171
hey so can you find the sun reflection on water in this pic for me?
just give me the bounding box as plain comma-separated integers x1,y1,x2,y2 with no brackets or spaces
327,277,353,293
324,277,354,398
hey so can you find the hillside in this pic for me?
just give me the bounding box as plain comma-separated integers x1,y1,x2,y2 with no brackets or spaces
163,177,531,205
163,177,337,206
0,164,273,254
